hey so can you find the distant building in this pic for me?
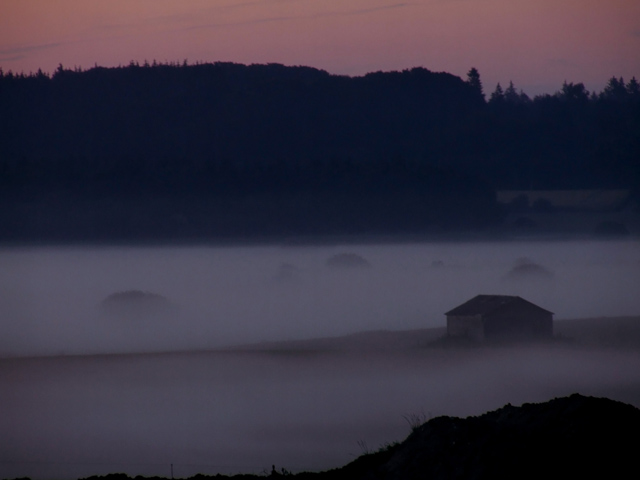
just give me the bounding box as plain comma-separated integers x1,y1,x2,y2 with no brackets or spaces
497,190,630,212
445,295,553,342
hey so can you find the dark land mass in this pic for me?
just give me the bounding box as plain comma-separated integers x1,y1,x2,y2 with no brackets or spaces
1,62,639,242
71,393,640,480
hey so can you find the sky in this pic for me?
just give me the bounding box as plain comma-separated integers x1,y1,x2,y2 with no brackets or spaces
1,0,639,96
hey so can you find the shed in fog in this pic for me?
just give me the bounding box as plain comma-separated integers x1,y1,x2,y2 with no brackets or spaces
445,295,553,342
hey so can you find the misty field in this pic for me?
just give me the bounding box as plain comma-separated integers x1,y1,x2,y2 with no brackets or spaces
2,341,640,479
2,240,639,357
1,240,640,479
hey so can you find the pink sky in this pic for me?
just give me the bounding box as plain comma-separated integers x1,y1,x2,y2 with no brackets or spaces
1,0,639,96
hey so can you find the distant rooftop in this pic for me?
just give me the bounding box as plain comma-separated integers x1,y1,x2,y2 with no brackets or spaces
445,295,553,316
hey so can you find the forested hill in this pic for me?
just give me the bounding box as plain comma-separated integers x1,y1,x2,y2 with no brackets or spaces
1,62,639,242
0,62,482,167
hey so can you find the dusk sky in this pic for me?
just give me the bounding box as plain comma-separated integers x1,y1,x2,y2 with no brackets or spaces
1,0,639,96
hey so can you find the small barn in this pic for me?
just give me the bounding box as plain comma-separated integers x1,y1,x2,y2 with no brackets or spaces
445,295,553,342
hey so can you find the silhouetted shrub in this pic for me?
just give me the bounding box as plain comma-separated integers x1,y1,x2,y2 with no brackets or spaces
326,253,371,269
274,262,300,281
504,258,554,281
100,290,171,316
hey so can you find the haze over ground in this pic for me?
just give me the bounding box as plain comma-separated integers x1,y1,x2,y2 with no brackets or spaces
1,0,639,97
2,241,639,357
3,316,640,479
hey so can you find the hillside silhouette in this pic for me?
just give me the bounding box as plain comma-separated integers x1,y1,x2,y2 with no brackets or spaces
1,62,638,241
75,394,640,479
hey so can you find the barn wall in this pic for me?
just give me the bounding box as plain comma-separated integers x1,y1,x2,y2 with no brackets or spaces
447,315,484,341
484,311,553,339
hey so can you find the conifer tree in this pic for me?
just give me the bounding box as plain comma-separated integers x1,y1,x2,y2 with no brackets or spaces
626,77,640,98
466,67,484,99
489,83,504,104
504,81,520,103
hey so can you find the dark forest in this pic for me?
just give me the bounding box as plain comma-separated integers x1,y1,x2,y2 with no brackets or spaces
1,62,638,242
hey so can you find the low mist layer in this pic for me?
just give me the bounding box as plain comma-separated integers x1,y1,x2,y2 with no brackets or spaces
2,345,640,479
1,239,639,357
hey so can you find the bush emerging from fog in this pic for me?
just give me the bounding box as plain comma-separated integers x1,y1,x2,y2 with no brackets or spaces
100,290,171,315
274,262,300,281
325,253,371,269
504,257,554,281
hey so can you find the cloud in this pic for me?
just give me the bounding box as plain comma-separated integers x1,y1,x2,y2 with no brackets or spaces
0,54,26,63
186,2,411,31
89,2,411,38
328,3,410,17
0,42,62,60
0,42,63,57
0,42,64,65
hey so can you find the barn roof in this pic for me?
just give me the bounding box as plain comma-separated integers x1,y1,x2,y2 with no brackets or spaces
445,295,553,316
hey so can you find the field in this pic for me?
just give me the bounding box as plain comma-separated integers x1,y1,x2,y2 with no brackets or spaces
2,316,640,479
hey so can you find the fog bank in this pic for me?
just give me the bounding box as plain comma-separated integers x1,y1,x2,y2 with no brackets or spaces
1,240,639,357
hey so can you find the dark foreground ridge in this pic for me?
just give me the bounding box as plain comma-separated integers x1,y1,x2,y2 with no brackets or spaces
69,393,640,480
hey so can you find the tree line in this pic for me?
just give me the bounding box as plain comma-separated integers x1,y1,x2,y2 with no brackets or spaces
0,61,638,241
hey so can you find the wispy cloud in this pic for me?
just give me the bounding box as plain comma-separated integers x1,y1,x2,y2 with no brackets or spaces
97,0,308,31
0,54,26,63
0,42,63,64
186,2,410,31
0,42,62,57
88,2,411,39
330,3,410,17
